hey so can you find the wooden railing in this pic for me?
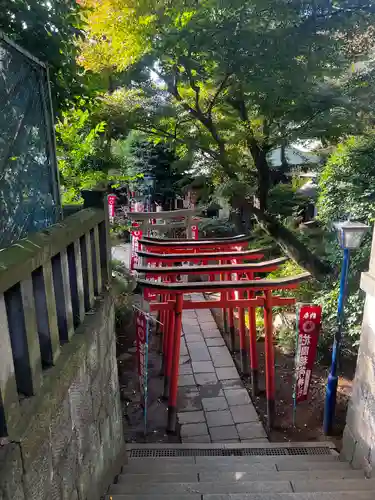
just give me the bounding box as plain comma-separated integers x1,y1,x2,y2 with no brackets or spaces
0,190,110,437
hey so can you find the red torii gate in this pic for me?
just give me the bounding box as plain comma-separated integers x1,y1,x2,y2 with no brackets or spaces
135,258,288,392
137,273,310,433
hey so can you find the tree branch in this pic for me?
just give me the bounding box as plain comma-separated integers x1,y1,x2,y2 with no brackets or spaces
207,73,231,116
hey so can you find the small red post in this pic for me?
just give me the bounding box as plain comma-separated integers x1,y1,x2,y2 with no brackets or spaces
167,293,183,433
226,270,236,352
248,290,259,396
220,261,228,335
163,299,175,400
238,290,249,376
264,289,275,429
160,305,167,376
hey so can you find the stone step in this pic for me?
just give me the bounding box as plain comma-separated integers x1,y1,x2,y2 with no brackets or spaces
122,456,346,474
106,493,375,500
110,478,375,496
119,469,364,484
108,480,293,495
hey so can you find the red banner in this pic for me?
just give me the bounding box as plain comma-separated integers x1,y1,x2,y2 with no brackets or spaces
295,305,322,403
130,223,143,270
108,194,116,219
136,309,147,404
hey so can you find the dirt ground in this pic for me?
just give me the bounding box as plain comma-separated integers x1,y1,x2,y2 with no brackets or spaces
247,342,355,446
209,305,356,447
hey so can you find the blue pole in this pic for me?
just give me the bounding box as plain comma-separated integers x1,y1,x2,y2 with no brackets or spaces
323,247,350,434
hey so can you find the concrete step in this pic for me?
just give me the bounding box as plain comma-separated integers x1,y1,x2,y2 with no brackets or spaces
108,480,293,495
122,456,348,474
106,493,375,500
110,478,375,495
118,469,364,484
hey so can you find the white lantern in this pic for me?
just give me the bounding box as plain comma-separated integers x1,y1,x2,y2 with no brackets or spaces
334,220,370,250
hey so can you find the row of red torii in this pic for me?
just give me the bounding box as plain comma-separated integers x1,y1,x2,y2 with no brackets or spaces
131,213,310,433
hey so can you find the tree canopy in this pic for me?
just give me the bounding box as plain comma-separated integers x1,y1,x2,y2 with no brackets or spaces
78,0,375,279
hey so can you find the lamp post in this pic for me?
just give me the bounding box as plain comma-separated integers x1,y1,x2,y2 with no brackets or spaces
323,220,369,435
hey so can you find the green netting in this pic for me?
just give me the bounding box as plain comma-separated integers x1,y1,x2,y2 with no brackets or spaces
0,35,61,249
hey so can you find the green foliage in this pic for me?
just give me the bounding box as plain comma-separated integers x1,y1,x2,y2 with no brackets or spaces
317,135,375,225
198,218,237,238
56,103,136,203
268,184,311,221
56,104,107,203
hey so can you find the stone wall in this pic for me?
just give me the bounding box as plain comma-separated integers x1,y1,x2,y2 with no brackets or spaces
341,227,375,475
0,293,125,500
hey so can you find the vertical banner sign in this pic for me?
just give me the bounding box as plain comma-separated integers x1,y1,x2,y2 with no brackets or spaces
136,304,150,433
108,194,116,222
130,223,143,270
294,305,322,404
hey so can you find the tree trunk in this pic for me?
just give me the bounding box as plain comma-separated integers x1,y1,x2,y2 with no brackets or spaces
248,203,333,281
249,143,270,211
231,197,332,282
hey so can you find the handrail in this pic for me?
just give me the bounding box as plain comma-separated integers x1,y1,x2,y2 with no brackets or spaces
134,257,288,275
139,234,252,248
137,246,274,260
0,208,104,293
137,272,311,291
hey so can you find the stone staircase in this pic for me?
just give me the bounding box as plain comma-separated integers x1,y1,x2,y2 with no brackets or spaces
106,443,375,499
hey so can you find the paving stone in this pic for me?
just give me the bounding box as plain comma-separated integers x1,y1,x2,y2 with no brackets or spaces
200,321,219,329
210,425,239,442
179,374,196,387
197,316,215,323
188,343,211,361
209,346,231,358
212,355,235,368
178,411,206,424
192,361,215,373
201,328,222,338
236,422,267,440
177,388,202,412
216,367,241,381
181,422,209,437
198,383,223,399
180,341,189,356
220,379,244,390
183,311,197,318
185,334,204,343
183,326,202,335
182,317,199,326
202,396,228,412
230,404,259,423
195,372,219,386
182,434,211,443
179,363,193,375
179,355,191,365
205,338,225,347
206,409,234,428
225,388,251,406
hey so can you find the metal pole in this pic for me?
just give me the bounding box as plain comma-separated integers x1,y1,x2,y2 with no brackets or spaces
323,247,350,434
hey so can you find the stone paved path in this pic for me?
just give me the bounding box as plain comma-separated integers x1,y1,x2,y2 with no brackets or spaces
178,293,268,443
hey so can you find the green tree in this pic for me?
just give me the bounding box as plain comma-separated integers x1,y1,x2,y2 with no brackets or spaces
55,103,107,203
79,0,375,279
